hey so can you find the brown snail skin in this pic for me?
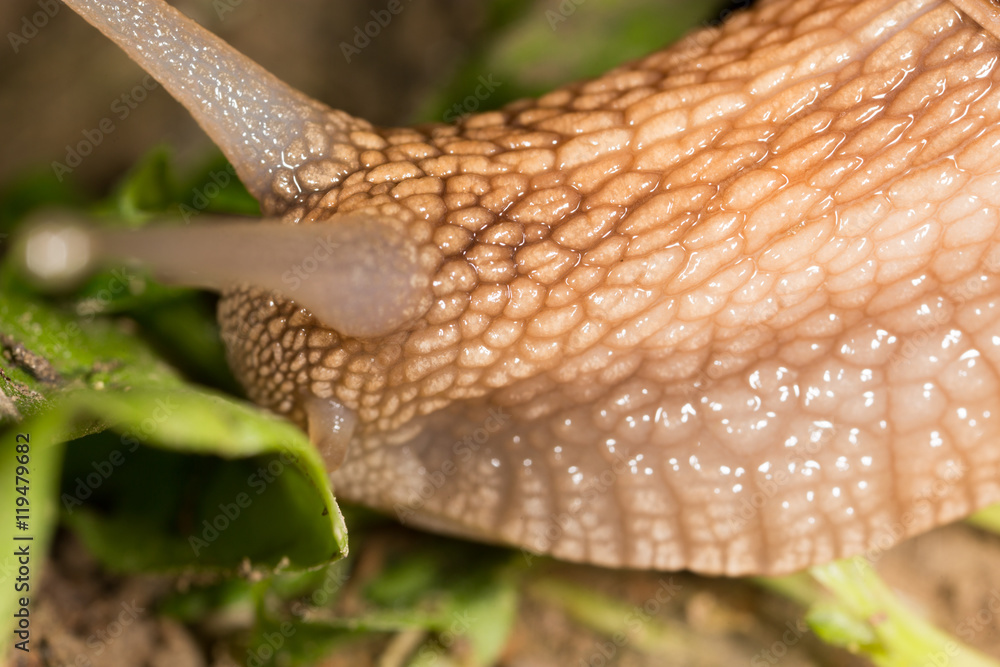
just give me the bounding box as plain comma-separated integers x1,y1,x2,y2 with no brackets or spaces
51,0,1000,576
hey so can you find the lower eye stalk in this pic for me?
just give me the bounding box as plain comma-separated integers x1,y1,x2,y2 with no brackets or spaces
15,214,429,339
305,396,358,472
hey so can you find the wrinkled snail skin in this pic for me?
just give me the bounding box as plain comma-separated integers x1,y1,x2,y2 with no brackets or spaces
62,0,1000,576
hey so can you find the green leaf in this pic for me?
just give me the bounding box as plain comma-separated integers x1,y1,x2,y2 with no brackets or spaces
57,389,347,572
758,559,1000,667
805,602,878,649
415,0,724,123
968,504,1000,535
108,147,178,220
0,142,345,657
0,422,64,658
0,290,346,575
268,541,521,665
452,573,518,666
808,559,1000,667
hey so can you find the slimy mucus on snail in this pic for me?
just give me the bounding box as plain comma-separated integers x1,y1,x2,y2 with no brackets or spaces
22,0,1000,577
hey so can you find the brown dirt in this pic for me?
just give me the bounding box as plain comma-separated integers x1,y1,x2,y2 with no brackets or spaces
11,519,1000,666
10,531,204,667
9,528,835,666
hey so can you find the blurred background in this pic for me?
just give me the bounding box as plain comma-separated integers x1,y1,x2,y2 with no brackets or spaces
0,0,714,193
1,0,488,192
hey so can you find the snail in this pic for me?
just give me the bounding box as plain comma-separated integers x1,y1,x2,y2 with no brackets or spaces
32,0,1000,576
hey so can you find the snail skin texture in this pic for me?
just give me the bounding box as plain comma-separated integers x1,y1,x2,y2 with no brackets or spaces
55,0,1000,576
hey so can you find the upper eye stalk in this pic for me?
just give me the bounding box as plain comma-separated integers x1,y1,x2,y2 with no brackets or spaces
61,0,361,205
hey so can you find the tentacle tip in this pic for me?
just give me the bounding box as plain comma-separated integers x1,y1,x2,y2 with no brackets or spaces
305,395,357,472
14,216,96,290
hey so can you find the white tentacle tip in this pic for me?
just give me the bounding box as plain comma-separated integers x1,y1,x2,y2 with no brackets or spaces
15,216,97,289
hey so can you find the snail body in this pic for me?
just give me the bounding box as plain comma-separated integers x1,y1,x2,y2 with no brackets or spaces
60,0,1000,575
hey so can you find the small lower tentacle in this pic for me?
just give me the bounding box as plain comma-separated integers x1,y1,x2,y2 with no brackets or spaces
305,395,358,472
